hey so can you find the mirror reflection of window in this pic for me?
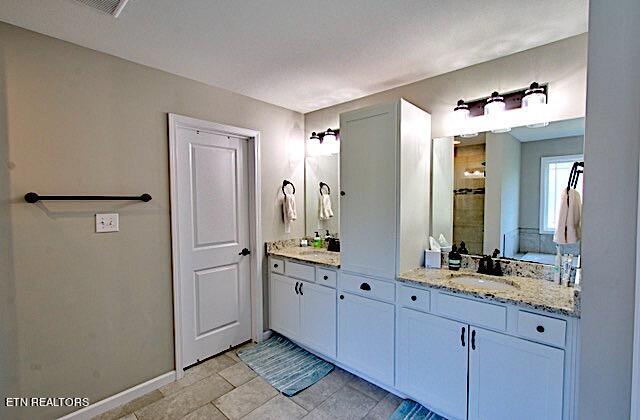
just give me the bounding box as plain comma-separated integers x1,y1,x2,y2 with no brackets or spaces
540,155,584,234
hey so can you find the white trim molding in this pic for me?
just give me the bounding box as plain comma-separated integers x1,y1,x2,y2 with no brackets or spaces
168,114,263,380
57,371,175,420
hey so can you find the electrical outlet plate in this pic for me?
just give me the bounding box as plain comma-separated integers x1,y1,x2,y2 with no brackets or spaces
96,213,119,233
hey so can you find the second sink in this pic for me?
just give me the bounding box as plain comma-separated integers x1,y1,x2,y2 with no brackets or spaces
448,274,519,291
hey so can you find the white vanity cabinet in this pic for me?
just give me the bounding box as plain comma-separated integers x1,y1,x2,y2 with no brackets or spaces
337,291,395,385
396,283,577,420
269,272,301,339
339,99,431,279
397,308,469,420
268,258,337,358
468,327,564,420
300,281,336,357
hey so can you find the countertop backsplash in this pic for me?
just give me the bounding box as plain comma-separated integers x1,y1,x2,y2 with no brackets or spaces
440,252,576,284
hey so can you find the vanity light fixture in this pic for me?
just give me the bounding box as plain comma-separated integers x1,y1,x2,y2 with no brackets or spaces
522,82,549,128
323,128,337,143
309,132,321,144
485,92,511,133
453,99,478,138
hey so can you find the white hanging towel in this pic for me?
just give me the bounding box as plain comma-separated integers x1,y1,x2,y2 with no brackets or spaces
554,188,582,244
283,192,297,233
318,194,334,220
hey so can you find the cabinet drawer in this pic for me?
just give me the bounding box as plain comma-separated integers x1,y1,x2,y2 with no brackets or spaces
398,285,430,312
285,260,315,282
340,273,395,303
270,257,284,274
316,268,337,288
517,311,567,348
436,293,506,331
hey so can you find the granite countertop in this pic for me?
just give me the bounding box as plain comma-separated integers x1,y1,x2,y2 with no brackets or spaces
398,267,580,317
268,246,340,268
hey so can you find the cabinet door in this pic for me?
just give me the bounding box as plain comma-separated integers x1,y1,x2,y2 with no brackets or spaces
269,273,300,340
468,327,564,420
340,103,398,279
397,308,468,420
337,292,395,385
300,281,336,358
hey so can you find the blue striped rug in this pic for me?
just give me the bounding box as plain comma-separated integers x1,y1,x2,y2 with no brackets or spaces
237,334,334,396
390,400,448,420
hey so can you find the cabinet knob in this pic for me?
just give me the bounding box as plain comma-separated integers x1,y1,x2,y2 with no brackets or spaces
359,282,371,291
324,275,328,280
274,263,279,268
411,295,417,301
536,325,545,333
340,191,346,196
339,295,344,300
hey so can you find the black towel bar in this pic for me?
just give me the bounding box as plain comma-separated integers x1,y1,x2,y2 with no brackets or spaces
281,180,295,195
24,192,152,203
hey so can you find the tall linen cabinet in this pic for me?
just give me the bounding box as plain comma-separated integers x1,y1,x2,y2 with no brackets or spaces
337,99,431,385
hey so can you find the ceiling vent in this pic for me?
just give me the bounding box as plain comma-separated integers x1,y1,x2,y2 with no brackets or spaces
72,0,130,17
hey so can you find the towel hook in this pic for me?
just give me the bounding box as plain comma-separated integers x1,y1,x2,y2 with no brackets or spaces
282,180,295,195
319,182,331,195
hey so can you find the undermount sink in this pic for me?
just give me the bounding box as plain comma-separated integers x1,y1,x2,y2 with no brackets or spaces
449,275,519,291
299,249,333,257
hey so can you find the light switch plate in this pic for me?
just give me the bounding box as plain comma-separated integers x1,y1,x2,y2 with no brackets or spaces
96,213,119,233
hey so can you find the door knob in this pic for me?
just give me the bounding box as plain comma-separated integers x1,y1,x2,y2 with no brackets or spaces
239,248,251,256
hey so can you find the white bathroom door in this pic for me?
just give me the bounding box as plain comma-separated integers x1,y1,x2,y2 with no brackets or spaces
174,125,251,368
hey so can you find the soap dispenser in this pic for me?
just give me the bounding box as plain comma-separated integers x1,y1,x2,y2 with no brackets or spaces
313,232,322,248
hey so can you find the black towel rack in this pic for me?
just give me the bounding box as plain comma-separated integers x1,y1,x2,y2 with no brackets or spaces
281,180,295,195
567,161,584,190
24,192,152,203
319,182,330,195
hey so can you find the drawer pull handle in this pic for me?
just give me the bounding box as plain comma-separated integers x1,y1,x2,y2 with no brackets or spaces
294,282,300,295
339,295,344,300
274,263,279,268
471,330,476,350
536,325,545,333
324,275,328,280
299,282,303,295
411,295,417,301
461,327,466,347
359,282,371,291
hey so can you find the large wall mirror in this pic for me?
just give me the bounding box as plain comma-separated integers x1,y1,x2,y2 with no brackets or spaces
432,117,584,265
305,153,340,236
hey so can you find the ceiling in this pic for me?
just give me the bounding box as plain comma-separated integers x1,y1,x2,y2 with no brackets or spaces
0,0,588,113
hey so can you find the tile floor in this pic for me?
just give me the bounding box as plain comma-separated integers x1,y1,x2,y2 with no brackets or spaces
94,342,402,420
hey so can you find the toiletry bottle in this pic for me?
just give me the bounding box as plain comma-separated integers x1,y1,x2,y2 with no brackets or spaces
448,244,462,271
459,241,468,255
554,246,562,283
300,238,308,247
313,232,322,248
325,230,332,246
562,254,574,285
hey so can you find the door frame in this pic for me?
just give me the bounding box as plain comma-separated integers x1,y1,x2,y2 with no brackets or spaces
168,113,263,379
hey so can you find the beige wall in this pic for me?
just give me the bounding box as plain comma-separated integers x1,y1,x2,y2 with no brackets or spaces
305,34,587,140
0,22,304,419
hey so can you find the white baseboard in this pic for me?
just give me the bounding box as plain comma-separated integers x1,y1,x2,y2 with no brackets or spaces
58,371,176,420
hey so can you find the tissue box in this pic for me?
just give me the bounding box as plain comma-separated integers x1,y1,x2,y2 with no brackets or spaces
424,250,441,268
